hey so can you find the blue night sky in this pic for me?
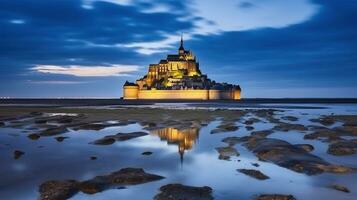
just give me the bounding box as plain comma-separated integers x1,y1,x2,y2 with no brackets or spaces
0,0,356,98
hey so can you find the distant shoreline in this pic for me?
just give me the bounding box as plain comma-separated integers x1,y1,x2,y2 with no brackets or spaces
0,98,357,106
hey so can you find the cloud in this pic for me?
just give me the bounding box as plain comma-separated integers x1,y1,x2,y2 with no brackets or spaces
114,0,320,54
239,2,255,9
119,34,193,55
188,0,319,34
82,0,132,9
10,19,25,24
31,64,139,77
27,80,90,84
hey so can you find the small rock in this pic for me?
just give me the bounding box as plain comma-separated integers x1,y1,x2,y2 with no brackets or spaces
14,150,25,159
154,184,213,200
303,129,341,142
294,144,314,152
273,122,307,132
215,146,239,160
255,194,296,200
142,151,153,155
28,133,41,140
30,112,43,116
310,116,335,126
92,137,116,145
91,132,148,145
246,126,254,131
244,118,260,125
329,184,350,193
238,169,270,180
73,122,125,131
35,119,47,124
327,140,357,156
56,116,74,124
141,122,157,128
222,136,250,146
252,163,260,167
244,120,254,125
211,123,238,134
55,136,69,142
39,180,79,200
282,116,298,122
251,130,274,138
39,126,68,136
90,156,97,160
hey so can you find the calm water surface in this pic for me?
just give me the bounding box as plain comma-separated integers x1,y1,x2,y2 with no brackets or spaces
0,103,356,200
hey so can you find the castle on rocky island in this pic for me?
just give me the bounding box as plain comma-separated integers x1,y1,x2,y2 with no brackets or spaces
123,36,241,100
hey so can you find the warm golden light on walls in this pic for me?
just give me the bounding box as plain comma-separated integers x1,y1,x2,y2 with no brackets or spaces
123,35,241,100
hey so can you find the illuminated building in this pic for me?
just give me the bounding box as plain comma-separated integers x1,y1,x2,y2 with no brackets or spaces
123,35,241,100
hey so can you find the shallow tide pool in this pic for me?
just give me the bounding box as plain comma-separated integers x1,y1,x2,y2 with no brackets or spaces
0,104,356,200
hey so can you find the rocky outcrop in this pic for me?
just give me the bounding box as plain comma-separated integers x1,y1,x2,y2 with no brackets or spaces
72,123,113,131
304,128,341,142
310,116,336,126
254,194,296,200
39,126,68,136
244,118,260,125
154,184,213,200
39,168,164,200
211,122,238,134
91,132,148,145
328,184,350,193
215,146,239,160
238,169,270,180
327,140,357,156
281,116,298,122
28,133,41,140
142,151,153,155
55,136,69,142
273,122,307,132
14,150,25,159
39,180,78,200
222,136,351,175
294,144,314,153
251,130,274,138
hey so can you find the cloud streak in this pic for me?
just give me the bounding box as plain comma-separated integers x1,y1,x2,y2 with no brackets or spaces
27,80,90,84
115,0,320,55
31,64,139,77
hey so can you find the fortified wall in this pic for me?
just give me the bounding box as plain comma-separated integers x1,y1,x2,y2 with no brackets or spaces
124,87,241,100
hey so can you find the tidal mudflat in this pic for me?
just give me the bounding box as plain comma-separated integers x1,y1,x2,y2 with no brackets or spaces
0,103,356,200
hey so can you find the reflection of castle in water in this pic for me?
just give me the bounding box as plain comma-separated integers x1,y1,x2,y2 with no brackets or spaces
150,127,199,162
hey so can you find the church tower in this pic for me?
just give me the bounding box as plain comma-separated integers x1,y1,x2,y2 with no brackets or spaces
178,34,185,55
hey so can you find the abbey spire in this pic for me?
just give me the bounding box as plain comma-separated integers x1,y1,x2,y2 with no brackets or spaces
179,33,185,54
